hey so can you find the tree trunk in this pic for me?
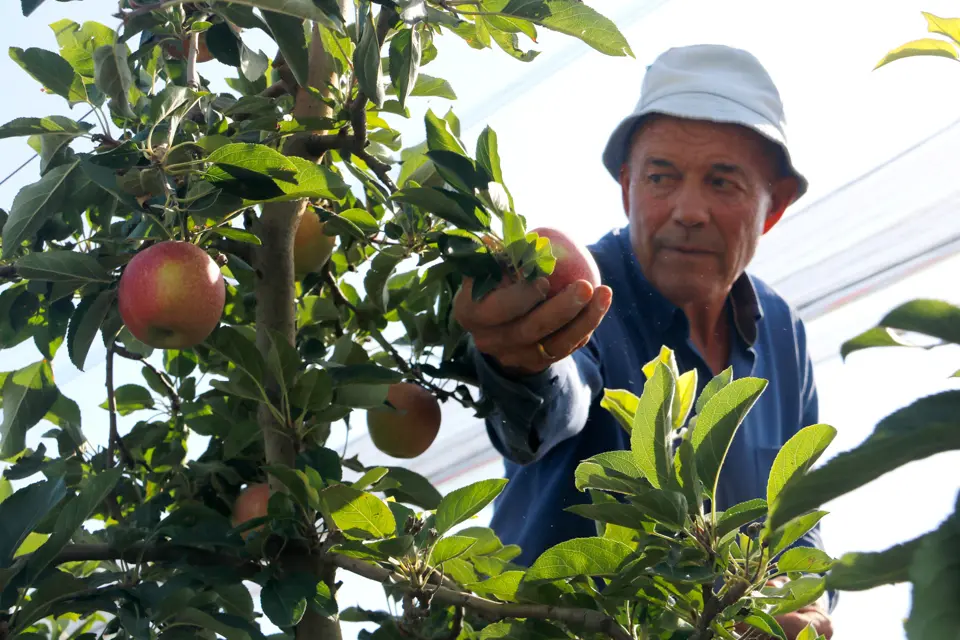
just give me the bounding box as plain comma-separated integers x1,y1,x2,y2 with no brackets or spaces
254,11,346,640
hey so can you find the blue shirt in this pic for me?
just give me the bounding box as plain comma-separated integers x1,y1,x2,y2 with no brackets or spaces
469,225,832,603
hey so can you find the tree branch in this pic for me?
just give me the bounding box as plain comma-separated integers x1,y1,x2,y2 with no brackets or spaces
185,32,200,90
113,345,180,416
37,543,630,640
105,344,136,470
329,553,632,640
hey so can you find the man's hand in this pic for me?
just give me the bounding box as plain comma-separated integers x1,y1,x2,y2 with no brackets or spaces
452,275,613,376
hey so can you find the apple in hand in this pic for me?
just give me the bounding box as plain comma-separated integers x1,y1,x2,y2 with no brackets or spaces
366,383,442,459
118,240,225,349
529,226,602,297
293,210,336,278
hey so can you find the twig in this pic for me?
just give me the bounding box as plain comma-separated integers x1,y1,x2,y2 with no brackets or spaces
357,149,399,193
105,344,135,469
303,134,398,193
113,345,181,415
185,32,200,90
330,553,633,640
0,265,17,282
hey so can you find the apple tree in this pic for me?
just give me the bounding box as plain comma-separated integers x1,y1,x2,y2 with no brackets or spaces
0,1,957,639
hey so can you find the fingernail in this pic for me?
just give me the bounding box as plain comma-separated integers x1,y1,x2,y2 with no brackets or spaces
575,282,593,304
535,278,550,296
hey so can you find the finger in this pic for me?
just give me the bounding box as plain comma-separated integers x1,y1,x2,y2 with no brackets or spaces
540,285,612,357
454,276,550,330
498,285,612,370
473,279,596,354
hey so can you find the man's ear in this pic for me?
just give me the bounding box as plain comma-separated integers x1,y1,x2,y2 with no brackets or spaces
762,175,800,234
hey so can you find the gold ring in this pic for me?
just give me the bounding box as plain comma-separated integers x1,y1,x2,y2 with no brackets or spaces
537,342,557,361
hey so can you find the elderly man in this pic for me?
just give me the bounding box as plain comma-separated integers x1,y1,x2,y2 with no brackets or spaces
453,44,835,637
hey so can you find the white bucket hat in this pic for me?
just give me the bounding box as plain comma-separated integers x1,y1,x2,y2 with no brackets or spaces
602,44,808,203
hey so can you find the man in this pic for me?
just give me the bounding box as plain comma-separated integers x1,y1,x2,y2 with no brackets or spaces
453,45,835,637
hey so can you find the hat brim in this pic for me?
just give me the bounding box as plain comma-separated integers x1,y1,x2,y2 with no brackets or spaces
601,93,808,203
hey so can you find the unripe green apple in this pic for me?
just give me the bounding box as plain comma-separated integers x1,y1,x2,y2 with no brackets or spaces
118,240,225,349
366,383,442,459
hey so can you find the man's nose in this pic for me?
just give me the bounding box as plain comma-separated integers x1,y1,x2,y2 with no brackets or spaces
670,184,711,228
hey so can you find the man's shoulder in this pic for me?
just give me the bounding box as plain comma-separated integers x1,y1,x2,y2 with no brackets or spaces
747,272,808,335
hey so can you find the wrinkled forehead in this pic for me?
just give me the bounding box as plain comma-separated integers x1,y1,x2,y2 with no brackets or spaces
626,113,786,179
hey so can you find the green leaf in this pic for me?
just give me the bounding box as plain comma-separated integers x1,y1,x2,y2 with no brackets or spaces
435,479,508,534
573,451,645,494
476,126,504,185
260,578,307,629
0,116,93,139
338,208,379,236
695,366,733,414
691,377,767,497
99,384,154,416
67,290,114,371
209,227,262,245
877,298,960,345
25,468,122,582
205,143,299,200
328,363,403,386
9,47,86,103
526,536,633,581
766,576,826,616
767,423,837,508
173,608,251,640
393,186,488,231
219,0,343,27
565,502,646,530
482,0,633,57
480,620,568,639
267,158,349,203
149,84,195,124
904,500,960,638
825,534,926,591
600,388,638,434
364,246,405,310
674,437,702,516
769,390,960,530
429,535,477,564
716,498,767,538
388,28,421,108
840,327,913,359
425,108,467,156
875,38,958,70
381,466,442,510
741,610,787,640
467,570,525,602
630,361,675,489
1,361,59,459
2,160,80,259
410,73,457,99
354,9,385,107
205,325,267,387
320,484,396,540
777,547,834,574
262,11,309,87
674,369,698,428
265,329,301,393
14,251,111,284
923,11,960,44
263,465,319,512
766,510,829,557
92,44,134,114
0,476,66,565
628,488,687,530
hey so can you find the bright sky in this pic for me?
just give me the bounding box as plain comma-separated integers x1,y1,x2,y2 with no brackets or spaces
2,0,960,638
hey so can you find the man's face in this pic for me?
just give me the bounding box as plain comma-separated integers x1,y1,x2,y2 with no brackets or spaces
619,115,798,308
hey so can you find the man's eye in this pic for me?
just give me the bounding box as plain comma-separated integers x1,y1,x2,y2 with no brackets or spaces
648,174,668,184
711,177,731,189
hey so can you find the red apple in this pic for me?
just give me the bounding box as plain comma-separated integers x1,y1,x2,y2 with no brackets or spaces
118,240,225,349
293,211,336,278
231,483,269,539
529,226,602,298
366,383,442,459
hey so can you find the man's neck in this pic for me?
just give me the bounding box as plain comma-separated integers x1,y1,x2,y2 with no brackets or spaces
681,298,731,375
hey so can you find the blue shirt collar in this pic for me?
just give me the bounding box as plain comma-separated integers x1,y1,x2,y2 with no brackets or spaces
609,226,763,346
